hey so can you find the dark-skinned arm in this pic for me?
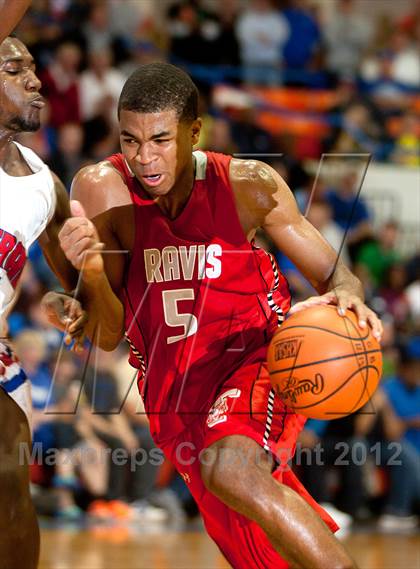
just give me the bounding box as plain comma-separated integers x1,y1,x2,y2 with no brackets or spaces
39,174,87,345
58,164,127,351
231,158,361,567
38,173,79,291
40,172,123,350
230,159,382,340
0,0,31,43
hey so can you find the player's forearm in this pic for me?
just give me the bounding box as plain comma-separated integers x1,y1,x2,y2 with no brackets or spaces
0,0,31,43
81,272,124,351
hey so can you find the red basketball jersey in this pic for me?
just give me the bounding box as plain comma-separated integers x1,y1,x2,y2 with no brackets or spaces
106,151,291,445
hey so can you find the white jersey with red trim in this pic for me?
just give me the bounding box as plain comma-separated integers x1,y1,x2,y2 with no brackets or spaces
0,141,56,318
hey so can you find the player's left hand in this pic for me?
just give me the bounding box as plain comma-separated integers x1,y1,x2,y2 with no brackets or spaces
41,292,88,352
289,290,383,341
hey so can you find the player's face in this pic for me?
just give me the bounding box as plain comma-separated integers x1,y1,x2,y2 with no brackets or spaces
0,38,44,133
119,109,201,197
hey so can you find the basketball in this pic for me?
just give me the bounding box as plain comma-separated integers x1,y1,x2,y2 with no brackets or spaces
267,305,382,420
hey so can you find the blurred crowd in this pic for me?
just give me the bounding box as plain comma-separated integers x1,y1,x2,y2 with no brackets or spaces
7,0,419,533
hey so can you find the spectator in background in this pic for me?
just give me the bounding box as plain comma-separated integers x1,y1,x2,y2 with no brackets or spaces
356,221,401,289
325,169,373,259
166,2,200,63
79,48,125,126
40,42,81,129
82,116,118,162
50,351,110,520
298,415,365,527
167,1,231,66
14,330,55,450
361,30,419,94
48,123,87,189
108,0,154,43
235,0,289,86
48,351,84,519
282,0,321,76
81,349,148,520
374,313,399,380
406,249,420,286
404,252,420,326
386,30,420,89
325,79,387,149
391,113,420,168
230,107,274,154
113,347,168,522
356,386,419,533
360,53,413,115
377,263,411,330
17,0,68,67
205,117,238,155
398,0,420,42
275,182,353,304
383,341,420,455
213,0,240,67
82,2,115,54
306,200,350,266
328,103,385,159
323,0,372,84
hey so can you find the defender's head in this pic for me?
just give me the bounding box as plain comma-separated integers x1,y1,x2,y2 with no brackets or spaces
118,62,201,197
0,37,44,133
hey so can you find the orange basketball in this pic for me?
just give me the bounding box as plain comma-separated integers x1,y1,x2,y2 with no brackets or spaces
267,305,382,419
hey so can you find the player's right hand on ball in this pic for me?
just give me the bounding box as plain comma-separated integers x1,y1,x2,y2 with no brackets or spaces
59,200,105,278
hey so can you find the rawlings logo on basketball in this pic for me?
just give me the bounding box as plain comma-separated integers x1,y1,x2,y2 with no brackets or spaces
275,339,300,360
279,373,324,405
207,388,241,428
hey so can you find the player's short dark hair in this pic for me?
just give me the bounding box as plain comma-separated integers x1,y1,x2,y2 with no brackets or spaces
118,63,198,123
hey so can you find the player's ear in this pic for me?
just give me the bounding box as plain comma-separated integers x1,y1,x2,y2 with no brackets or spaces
191,118,202,146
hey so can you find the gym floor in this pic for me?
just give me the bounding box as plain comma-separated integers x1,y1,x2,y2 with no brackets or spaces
39,524,420,569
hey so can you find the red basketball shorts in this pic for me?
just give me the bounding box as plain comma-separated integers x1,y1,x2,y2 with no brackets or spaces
161,360,339,569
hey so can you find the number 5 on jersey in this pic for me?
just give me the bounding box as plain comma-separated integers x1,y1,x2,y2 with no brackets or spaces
162,289,198,344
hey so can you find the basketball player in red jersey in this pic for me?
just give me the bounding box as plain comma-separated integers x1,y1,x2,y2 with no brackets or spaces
58,63,382,569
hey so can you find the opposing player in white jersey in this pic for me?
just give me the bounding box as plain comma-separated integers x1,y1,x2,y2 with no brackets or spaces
0,35,88,568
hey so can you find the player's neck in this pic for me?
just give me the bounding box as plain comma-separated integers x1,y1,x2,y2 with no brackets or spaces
0,131,16,167
154,156,196,220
